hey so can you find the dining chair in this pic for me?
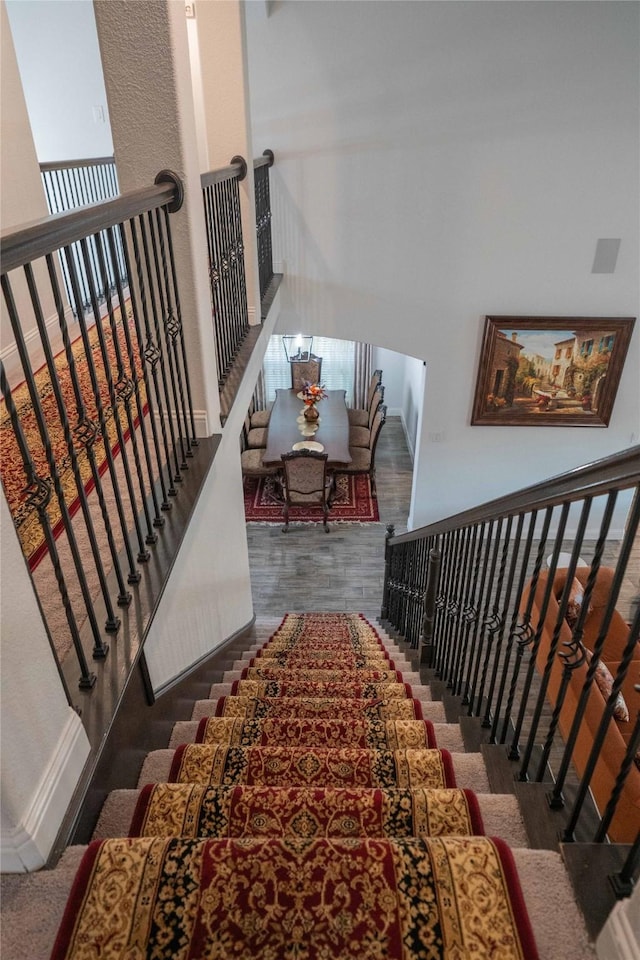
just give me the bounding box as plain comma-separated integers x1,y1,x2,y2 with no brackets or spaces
348,369,383,427
243,413,268,450
241,447,281,480
337,404,387,496
290,356,322,392
249,397,271,429
280,449,333,532
349,384,384,447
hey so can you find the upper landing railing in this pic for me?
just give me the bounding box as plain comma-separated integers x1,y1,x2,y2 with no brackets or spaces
1,170,204,705
382,447,640,894
40,151,279,399
200,150,278,392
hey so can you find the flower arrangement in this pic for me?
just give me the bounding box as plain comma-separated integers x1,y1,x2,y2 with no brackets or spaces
302,381,328,406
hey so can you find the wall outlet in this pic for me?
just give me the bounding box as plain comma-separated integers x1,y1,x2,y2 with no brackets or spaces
185,2,195,18
428,431,445,442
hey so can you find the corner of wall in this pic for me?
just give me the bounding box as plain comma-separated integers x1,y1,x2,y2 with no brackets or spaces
0,709,90,873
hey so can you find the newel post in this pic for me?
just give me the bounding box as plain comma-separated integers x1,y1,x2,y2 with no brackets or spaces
420,545,441,665
381,523,395,620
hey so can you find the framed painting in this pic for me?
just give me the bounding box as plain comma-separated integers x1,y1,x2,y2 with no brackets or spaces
471,316,635,427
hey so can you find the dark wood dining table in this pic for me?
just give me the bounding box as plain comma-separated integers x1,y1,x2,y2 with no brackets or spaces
262,389,352,467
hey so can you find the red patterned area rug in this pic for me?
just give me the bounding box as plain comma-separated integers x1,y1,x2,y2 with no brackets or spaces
0,308,146,570
243,472,380,524
50,835,539,960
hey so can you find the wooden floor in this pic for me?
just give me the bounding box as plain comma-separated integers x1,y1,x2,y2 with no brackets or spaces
246,415,414,618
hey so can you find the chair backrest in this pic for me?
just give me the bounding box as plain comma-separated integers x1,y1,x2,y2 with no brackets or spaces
281,449,329,503
366,369,383,410
369,404,387,459
291,356,322,392
367,384,385,430
242,412,252,450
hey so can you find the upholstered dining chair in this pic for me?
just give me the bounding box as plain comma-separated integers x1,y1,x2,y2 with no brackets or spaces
334,404,386,496
349,384,384,447
249,398,271,429
244,413,268,450
348,369,383,427
290,356,322,393
241,447,280,478
280,449,333,532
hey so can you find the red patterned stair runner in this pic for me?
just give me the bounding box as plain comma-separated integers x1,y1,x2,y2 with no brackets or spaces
51,612,540,960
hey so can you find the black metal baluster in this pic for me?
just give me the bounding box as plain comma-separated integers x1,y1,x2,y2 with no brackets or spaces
91,231,151,562
532,497,594,781
609,826,640,899
466,521,497,714
517,501,572,780
157,202,198,447
129,216,177,498
203,183,225,383
508,506,554,760
381,524,394,621
65,240,140,584
498,509,539,745
46,254,131,606
484,514,524,733
461,523,486,705
0,362,95,690
151,207,192,460
450,526,475,695
118,219,172,514
106,225,162,539
472,519,504,717
565,605,640,842
1,273,108,659
145,210,186,471
137,215,181,486
26,260,121,632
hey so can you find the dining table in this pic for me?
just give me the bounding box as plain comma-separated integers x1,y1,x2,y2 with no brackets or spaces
261,389,352,468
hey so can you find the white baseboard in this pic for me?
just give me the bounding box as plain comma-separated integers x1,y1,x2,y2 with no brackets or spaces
0,710,90,873
0,305,76,369
596,894,640,960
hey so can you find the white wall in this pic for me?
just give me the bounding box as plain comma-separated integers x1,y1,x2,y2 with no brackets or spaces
0,496,90,872
6,0,113,161
245,1,640,527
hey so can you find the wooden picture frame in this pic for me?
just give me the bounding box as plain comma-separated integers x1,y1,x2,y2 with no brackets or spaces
471,316,635,427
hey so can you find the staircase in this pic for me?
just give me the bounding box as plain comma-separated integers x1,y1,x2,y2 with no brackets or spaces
2,613,597,959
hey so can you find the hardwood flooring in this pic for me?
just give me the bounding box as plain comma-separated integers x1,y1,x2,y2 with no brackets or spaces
246,415,414,618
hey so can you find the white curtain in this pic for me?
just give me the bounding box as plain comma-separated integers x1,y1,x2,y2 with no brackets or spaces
353,341,372,409
262,335,357,405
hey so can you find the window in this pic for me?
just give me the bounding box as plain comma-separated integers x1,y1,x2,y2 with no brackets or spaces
262,336,356,405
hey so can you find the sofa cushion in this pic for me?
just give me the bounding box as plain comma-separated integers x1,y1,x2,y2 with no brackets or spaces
565,577,592,627
584,651,630,722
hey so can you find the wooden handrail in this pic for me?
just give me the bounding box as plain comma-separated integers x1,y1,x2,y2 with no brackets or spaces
1,179,179,274
253,149,275,170
39,156,115,172
200,156,247,189
391,445,640,545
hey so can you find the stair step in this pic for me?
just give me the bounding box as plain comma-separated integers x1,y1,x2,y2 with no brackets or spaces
167,718,465,751
137,748,490,792
92,787,528,848
191,696,448,722
0,845,595,960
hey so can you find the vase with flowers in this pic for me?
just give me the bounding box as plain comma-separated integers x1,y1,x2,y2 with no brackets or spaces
301,381,328,421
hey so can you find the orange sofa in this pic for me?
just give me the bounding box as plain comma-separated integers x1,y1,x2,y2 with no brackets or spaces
524,566,639,843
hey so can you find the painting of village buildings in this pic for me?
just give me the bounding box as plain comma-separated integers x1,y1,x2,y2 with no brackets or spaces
472,317,634,426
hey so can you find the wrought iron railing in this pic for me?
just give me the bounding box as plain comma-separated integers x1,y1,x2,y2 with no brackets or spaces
382,447,640,872
40,157,125,315
254,150,275,305
201,157,250,389
1,171,201,698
